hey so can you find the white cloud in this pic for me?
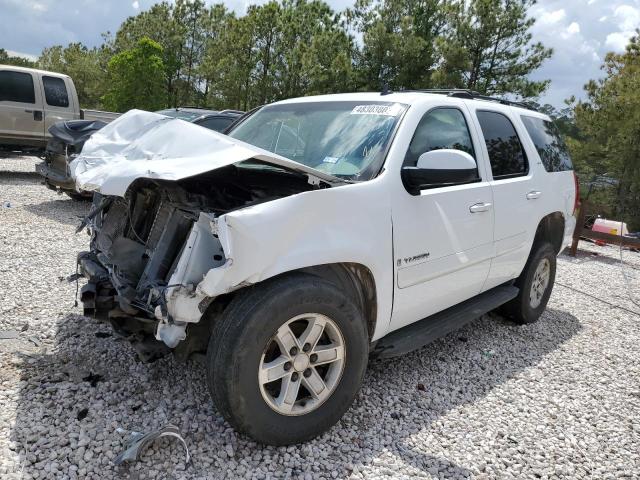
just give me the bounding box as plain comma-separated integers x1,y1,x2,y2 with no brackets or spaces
6,50,38,61
606,31,633,51
132,1,140,9
29,1,47,12
567,22,581,35
613,5,640,31
539,8,567,24
603,4,640,52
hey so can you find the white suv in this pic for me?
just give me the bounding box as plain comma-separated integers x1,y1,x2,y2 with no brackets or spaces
73,91,577,445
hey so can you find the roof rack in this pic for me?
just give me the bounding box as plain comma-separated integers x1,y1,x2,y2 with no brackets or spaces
177,106,216,111
405,89,539,112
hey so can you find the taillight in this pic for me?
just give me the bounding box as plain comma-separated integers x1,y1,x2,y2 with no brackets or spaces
573,171,580,215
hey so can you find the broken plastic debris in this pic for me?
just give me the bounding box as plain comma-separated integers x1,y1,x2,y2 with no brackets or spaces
114,424,190,465
0,330,20,340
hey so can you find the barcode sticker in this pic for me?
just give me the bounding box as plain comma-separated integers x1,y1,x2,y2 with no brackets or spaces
351,104,402,116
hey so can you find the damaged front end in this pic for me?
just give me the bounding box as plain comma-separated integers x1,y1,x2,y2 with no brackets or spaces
70,109,364,360
78,162,324,359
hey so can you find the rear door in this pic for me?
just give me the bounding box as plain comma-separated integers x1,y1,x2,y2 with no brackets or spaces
390,106,495,330
39,74,76,139
468,108,540,289
0,68,45,146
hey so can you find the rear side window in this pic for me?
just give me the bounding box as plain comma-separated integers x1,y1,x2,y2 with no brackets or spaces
196,116,235,132
404,108,475,167
42,76,69,107
0,71,35,103
477,111,527,179
521,116,573,172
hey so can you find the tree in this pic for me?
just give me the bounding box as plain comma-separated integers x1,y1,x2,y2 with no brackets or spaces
433,0,552,99
114,2,187,107
0,49,36,68
350,0,448,90
102,37,166,112
570,32,640,230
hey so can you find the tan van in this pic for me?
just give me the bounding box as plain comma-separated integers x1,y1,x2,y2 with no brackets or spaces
0,65,118,150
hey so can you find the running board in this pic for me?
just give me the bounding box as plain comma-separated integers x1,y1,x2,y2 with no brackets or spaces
372,285,519,359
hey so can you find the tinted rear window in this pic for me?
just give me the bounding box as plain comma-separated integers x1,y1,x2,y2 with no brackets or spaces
196,116,235,132
521,115,573,172
0,71,35,103
476,111,528,179
43,76,69,107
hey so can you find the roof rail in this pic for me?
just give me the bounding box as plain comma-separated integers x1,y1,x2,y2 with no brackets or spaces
177,106,216,111
405,89,539,112
219,109,245,115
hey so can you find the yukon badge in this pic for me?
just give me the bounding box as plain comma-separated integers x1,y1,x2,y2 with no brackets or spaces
397,252,430,267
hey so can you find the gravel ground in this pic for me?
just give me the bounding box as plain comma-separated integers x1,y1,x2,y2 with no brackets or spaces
1,155,639,480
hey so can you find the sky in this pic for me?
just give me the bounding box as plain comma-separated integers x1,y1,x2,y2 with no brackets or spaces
1,0,639,108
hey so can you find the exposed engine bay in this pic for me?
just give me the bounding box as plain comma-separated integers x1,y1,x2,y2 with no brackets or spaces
78,162,323,359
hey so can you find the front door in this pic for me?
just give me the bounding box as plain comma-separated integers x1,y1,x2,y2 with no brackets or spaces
0,69,44,146
390,106,494,331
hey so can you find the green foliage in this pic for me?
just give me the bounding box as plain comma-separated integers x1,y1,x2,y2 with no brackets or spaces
0,49,36,68
570,32,640,230
27,0,552,110
349,0,447,90
102,37,166,112
433,0,552,98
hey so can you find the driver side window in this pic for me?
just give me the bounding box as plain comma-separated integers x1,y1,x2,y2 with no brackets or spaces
404,108,476,167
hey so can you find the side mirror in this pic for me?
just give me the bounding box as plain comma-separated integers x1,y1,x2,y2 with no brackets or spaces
401,149,479,195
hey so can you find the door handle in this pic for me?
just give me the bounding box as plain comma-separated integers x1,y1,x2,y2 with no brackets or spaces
469,202,492,213
24,109,33,113
526,190,542,200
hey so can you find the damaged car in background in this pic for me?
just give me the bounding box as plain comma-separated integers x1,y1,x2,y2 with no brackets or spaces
38,107,243,199
72,92,577,446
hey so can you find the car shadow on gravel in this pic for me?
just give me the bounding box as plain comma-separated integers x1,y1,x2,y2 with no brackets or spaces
24,199,90,226
7,307,581,479
559,247,624,266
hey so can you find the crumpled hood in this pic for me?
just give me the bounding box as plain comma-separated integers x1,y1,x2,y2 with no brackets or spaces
70,109,345,196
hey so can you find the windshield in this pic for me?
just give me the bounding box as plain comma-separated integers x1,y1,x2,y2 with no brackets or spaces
156,109,209,121
227,101,406,180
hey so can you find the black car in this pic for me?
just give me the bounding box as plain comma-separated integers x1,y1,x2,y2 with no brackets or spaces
156,107,244,132
36,107,244,199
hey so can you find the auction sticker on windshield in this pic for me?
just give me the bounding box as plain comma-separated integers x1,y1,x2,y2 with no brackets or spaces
351,104,403,116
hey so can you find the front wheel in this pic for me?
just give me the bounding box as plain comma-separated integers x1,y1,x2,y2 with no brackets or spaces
501,242,557,324
206,273,369,445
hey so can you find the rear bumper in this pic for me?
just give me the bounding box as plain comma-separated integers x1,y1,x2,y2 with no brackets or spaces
36,160,76,191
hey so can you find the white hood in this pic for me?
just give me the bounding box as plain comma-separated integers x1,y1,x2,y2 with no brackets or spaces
70,109,345,197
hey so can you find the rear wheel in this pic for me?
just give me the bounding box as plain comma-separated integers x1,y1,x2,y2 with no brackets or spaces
501,242,556,324
206,273,368,445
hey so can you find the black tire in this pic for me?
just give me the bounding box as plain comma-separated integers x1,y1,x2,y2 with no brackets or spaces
206,273,369,445
501,241,556,324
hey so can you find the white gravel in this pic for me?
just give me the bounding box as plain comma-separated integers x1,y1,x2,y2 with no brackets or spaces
1,155,639,479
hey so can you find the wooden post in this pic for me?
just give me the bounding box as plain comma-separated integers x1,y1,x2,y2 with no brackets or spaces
569,200,587,256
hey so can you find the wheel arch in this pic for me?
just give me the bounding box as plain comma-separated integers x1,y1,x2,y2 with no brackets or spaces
199,262,378,342
533,211,565,254
297,263,378,341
